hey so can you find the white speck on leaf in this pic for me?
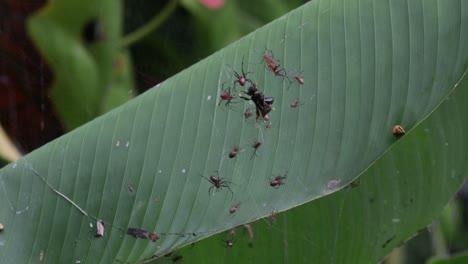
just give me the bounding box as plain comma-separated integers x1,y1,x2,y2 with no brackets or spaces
89,223,93,228
327,179,341,189
392,218,400,223
207,95,211,100
115,140,120,147
182,169,186,173
16,206,29,215
126,141,130,148
159,170,162,174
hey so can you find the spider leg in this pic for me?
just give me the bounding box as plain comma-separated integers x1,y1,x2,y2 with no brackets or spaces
244,78,255,87
225,186,234,199
224,99,237,110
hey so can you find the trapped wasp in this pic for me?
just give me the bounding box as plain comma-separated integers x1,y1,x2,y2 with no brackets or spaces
239,84,274,120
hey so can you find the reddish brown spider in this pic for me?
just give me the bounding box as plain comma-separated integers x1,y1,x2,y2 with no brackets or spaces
290,100,304,108
244,108,253,119
229,203,240,214
261,49,279,66
218,82,236,109
229,146,240,158
287,70,304,86
229,56,254,89
270,173,287,188
294,74,304,85
267,61,287,77
260,49,288,80
202,172,234,197
251,140,262,159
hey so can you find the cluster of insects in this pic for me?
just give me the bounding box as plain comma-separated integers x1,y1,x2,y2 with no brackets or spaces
203,50,301,198
191,49,303,252
218,50,304,121
218,58,276,121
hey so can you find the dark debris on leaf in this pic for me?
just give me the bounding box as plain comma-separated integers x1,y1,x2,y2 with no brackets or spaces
127,227,149,239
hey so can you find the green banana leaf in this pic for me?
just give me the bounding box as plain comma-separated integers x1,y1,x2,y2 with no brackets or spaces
1,0,467,263
428,251,468,264
177,72,468,263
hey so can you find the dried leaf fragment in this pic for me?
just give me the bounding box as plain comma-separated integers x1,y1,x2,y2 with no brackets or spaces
327,178,341,189
95,220,105,237
393,125,405,136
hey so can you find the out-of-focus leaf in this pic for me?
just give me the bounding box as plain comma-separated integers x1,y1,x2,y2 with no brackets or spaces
27,0,133,130
428,251,468,264
0,125,21,162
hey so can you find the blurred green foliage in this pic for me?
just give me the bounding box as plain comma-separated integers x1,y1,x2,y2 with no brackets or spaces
124,0,306,91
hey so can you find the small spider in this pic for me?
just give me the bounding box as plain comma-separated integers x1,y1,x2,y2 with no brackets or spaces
267,61,287,77
290,100,304,108
202,172,234,197
265,61,291,87
218,82,236,109
261,49,279,66
244,108,253,119
229,56,254,89
229,146,240,158
294,73,304,85
287,70,304,85
251,140,262,159
259,49,289,82
270,173,287,189
229,203,240,214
